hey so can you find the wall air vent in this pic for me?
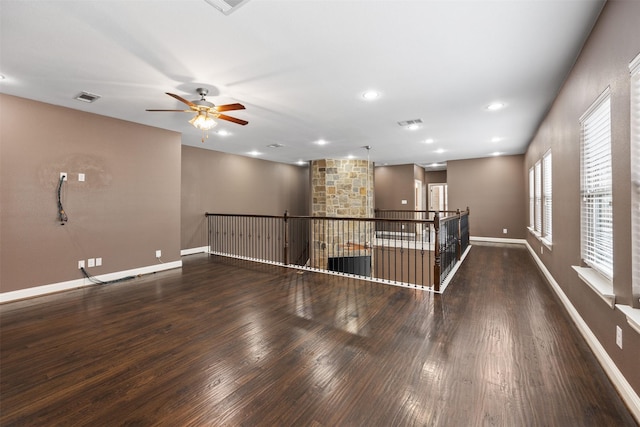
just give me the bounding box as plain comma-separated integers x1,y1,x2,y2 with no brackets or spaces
204,0,251,15
397,119,423,127
74,91,101,103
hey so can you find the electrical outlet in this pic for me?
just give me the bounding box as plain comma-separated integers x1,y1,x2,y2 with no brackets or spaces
60,172,68,181
87,258,95,268
503,228,508,234
156,250,162,258
616,325,623,349
78,173,85,182
78,260,85,269
96,257,102,267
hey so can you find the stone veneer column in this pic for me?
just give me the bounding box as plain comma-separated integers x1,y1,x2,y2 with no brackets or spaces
310,159,374,270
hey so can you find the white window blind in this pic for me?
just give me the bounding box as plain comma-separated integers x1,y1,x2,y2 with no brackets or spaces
529,167,535,229
543,150,552,242
631,53,640,302
535,160,542,233
580,88,613,280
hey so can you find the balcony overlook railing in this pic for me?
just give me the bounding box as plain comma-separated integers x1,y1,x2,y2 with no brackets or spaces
206,208,470,292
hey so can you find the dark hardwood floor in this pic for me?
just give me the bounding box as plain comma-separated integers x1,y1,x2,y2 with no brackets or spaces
1,244,637,426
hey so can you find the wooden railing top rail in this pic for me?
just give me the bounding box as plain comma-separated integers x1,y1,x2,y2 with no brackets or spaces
375,208,470,214
206,208,469,224
375,209,456,214
206,212,436,224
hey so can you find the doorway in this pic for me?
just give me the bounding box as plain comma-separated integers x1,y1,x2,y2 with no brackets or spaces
429,183,448,212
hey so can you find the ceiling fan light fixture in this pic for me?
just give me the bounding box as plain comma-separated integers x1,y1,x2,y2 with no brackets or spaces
190,112,217,130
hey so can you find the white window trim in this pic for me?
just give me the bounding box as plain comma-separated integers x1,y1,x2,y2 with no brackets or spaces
630,52,640,308
573,265,615,308
528,166,535,232
616,304,640,336
534,160,542,235
579,86,613,281
542,150,552,248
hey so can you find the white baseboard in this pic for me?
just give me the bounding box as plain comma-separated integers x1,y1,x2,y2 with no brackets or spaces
470,236,527,245
525,241,640,423
181,246,209,256
0,260,182,303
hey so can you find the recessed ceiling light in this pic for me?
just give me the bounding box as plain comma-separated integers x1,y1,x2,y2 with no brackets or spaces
315,139,328,145
434,148,445,154
248,150,262,156
407,123,421,131
486,102,506,111
492,151,502,156
362,90,380,100
347,154,355,159
296,160,307,166
424,138,434,144
217,130,231,136
491,137,502,142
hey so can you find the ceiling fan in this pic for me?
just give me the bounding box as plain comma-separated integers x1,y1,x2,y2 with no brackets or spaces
147,88,248,141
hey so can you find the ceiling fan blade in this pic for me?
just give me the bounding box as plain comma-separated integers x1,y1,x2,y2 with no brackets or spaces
215,103,246,112
146,109,192,112
216,114,248,126
166,92,196,107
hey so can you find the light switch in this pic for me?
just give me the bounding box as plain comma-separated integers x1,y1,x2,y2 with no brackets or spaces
78,173,85,182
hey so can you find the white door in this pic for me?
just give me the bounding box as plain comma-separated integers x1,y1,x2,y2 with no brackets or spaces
429,183,448,212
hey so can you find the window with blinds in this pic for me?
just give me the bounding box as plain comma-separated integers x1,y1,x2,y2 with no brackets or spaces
631,53,640,303
535,160,542,233
542,150,552,243
529,167,535,229
580,88,613,280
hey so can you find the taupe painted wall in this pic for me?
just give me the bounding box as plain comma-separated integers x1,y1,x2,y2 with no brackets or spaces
424,170,447,185
447,155,526,239
374,164,417,210
0,94,181,293
524,0,640,395
181,146,308,250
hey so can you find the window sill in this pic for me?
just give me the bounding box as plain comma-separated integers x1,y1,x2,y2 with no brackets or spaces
528,229,552,251
572,265,615,308
615,304,640,335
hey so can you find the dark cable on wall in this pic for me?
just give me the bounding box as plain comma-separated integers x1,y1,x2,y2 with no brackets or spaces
80,267,136,285
57,175,68,225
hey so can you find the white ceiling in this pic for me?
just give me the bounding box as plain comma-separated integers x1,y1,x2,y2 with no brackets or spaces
0,0,605,168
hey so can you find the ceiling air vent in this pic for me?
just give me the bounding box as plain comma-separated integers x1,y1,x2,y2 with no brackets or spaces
397,119,423,127
267,143,284,149
74,91,101,103
204,0,251,15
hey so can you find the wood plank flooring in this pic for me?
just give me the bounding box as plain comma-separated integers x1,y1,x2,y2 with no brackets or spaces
1,244,637,426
